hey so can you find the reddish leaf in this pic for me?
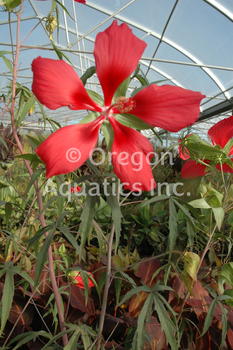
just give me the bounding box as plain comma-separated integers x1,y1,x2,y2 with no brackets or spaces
195,315,211,350
144,316,167,350
168,275,187,303
227,328,233,349
129,291,149,317
186,281,209,318
8,294,34,326
136,258,163,287
69,284,95,315
89,261,106,284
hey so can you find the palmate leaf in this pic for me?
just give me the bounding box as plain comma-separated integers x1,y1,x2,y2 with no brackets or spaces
152,294,178,350
132,293,153,350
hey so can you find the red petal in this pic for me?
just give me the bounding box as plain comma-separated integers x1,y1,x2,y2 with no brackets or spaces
94,21,146,106
215,161,233,173
75,0,86,3
32,57,102,112
208,116,233,151
181,160,209,178
130,85,205,132
36,116,105,177
108,117,156,191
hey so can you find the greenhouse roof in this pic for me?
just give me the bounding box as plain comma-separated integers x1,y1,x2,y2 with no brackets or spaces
0,0,233,144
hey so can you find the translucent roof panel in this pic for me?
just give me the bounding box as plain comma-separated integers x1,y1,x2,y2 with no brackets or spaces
0,0,232,139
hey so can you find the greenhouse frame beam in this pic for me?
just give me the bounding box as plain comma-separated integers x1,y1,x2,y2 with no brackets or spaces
198,97,233,122
85,2,230,99
204,0,233,22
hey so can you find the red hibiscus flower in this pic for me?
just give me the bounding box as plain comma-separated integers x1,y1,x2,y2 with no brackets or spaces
180,116,233,178
32,20,205,191
70,186,82,193
70,272,94,289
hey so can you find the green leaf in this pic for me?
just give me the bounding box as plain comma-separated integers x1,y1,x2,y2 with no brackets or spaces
16,95,35,127
217,300,229,348
10,331,51,350
5,203,12,226
101,119,114,151
219,262,233,288
0,52,13,75
0,267,14,335
14,153,43,163
58,226,81,256
114,113,152,130
80,66,96,86
223,138,233,156
26,135,41,151
36,99,47,128
141,194,170,206
64,328,81,350
212,207,224,230
168,198,178,251
34,227,56,289
188,198,211,209
0,135,9,150
132,293,153,350
78,112,98,125
79,191,98,255
153,294,178,350
55,0,74,20
86,89,104,106
11,266,35,287
183,252,200,281
51,41,74,66
106,186,122,252
113,75,131,100
119,285,152,307
26,168,44,193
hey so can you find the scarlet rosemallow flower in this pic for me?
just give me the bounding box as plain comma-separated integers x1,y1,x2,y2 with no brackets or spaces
70,272,94,289
70,186,82,193
32,20,205,191
180,116,233,178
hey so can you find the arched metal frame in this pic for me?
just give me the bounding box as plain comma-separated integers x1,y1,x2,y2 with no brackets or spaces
0,0,232,143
